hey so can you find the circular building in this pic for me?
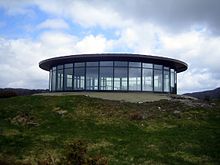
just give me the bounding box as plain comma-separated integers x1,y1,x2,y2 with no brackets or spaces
39,53,187,94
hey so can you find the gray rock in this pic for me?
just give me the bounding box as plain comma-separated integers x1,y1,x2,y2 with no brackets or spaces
173,110,181,114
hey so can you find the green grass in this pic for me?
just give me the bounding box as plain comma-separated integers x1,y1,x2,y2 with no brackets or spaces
0,95,220,164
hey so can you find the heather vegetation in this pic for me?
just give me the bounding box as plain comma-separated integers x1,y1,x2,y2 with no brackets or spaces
0,95,219,164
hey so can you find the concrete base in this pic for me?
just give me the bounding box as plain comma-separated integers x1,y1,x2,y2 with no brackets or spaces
34,92,176,103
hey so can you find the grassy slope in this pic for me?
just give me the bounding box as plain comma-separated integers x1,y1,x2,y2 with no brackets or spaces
0,95,219,164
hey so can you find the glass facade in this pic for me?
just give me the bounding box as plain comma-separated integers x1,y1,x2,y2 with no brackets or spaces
100,61,113,90
114,62,128,90
57,65,63,91
49,61,177,93
142,63,153,91
64,64,73,91
129,62,141,91
86,62,99,90
74,63,85,90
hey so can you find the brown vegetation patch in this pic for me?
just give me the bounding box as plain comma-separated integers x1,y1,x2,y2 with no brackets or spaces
52,107,68,117
10,112,39,127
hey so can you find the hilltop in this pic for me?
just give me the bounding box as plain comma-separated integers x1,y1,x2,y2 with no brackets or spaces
184,87,220,100
0,95,219,164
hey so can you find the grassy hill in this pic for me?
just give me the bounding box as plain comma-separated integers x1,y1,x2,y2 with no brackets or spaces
0,95,219,164
184,87,220,100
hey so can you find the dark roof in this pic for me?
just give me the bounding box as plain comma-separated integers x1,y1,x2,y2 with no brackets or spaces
39,53,188,73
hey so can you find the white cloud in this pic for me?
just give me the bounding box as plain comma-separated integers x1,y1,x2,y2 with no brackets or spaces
33,0,126,28
0,0,35,17
0,32,114,89
0,37,47,89
75,35,112,53
157,31,220,93
178,69,220,94
37,18,69,30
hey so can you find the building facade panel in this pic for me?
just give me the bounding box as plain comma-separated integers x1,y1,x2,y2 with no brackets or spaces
48,61,179,93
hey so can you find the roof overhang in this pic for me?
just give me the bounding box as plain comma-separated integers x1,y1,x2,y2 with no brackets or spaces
39,53,188,73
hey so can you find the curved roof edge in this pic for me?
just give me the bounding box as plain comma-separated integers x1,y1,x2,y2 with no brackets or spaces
39,53,188,73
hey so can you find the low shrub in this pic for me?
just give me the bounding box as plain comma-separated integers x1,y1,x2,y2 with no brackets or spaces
61,139,108,165
129,111,144,120
0,91,17,98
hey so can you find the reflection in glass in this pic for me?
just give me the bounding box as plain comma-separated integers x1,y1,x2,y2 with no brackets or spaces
100,61,113,66
49,69,52,91
171,69,175,88
170,69,175,93
57,65,63,70
64,68,73,90
49,60,177,94
86,62,98,67
143,63,153,68
52,67,56,91
154,69,162,92
164,70,170,92
129,62,141,67
100,67,113,90
114,67,127,90
175,71,177,84
57,68,63,91
75,62,85,67
114,61,128,67
142,68,153,91
129,67,141,91
154,64,163,69
86,67,98,90
74,67,85,90
64,63,73,68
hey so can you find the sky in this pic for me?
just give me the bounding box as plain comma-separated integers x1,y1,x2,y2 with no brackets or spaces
0,0,220,94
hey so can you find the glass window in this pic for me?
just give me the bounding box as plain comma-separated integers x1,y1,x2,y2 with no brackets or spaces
143,63,153,68
154,69,162,92
129,68,141,91
57,65,63,70
164,70,170,92
75,62,85,67
52,67,56,91
86,67,98,90
86,62,98,67
100,67,113,90
100,61,113,67
64,68,73,90
57,69,63,91
64,63,73,68
49,69,52,91
129,62,141,67
164,66,169,70
114,67,127,90
154,64,163,70
171,69,175,88
170,69,175,93
175,71,177,84
74,67,85,90
142,68,153,91
114,61,128,67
